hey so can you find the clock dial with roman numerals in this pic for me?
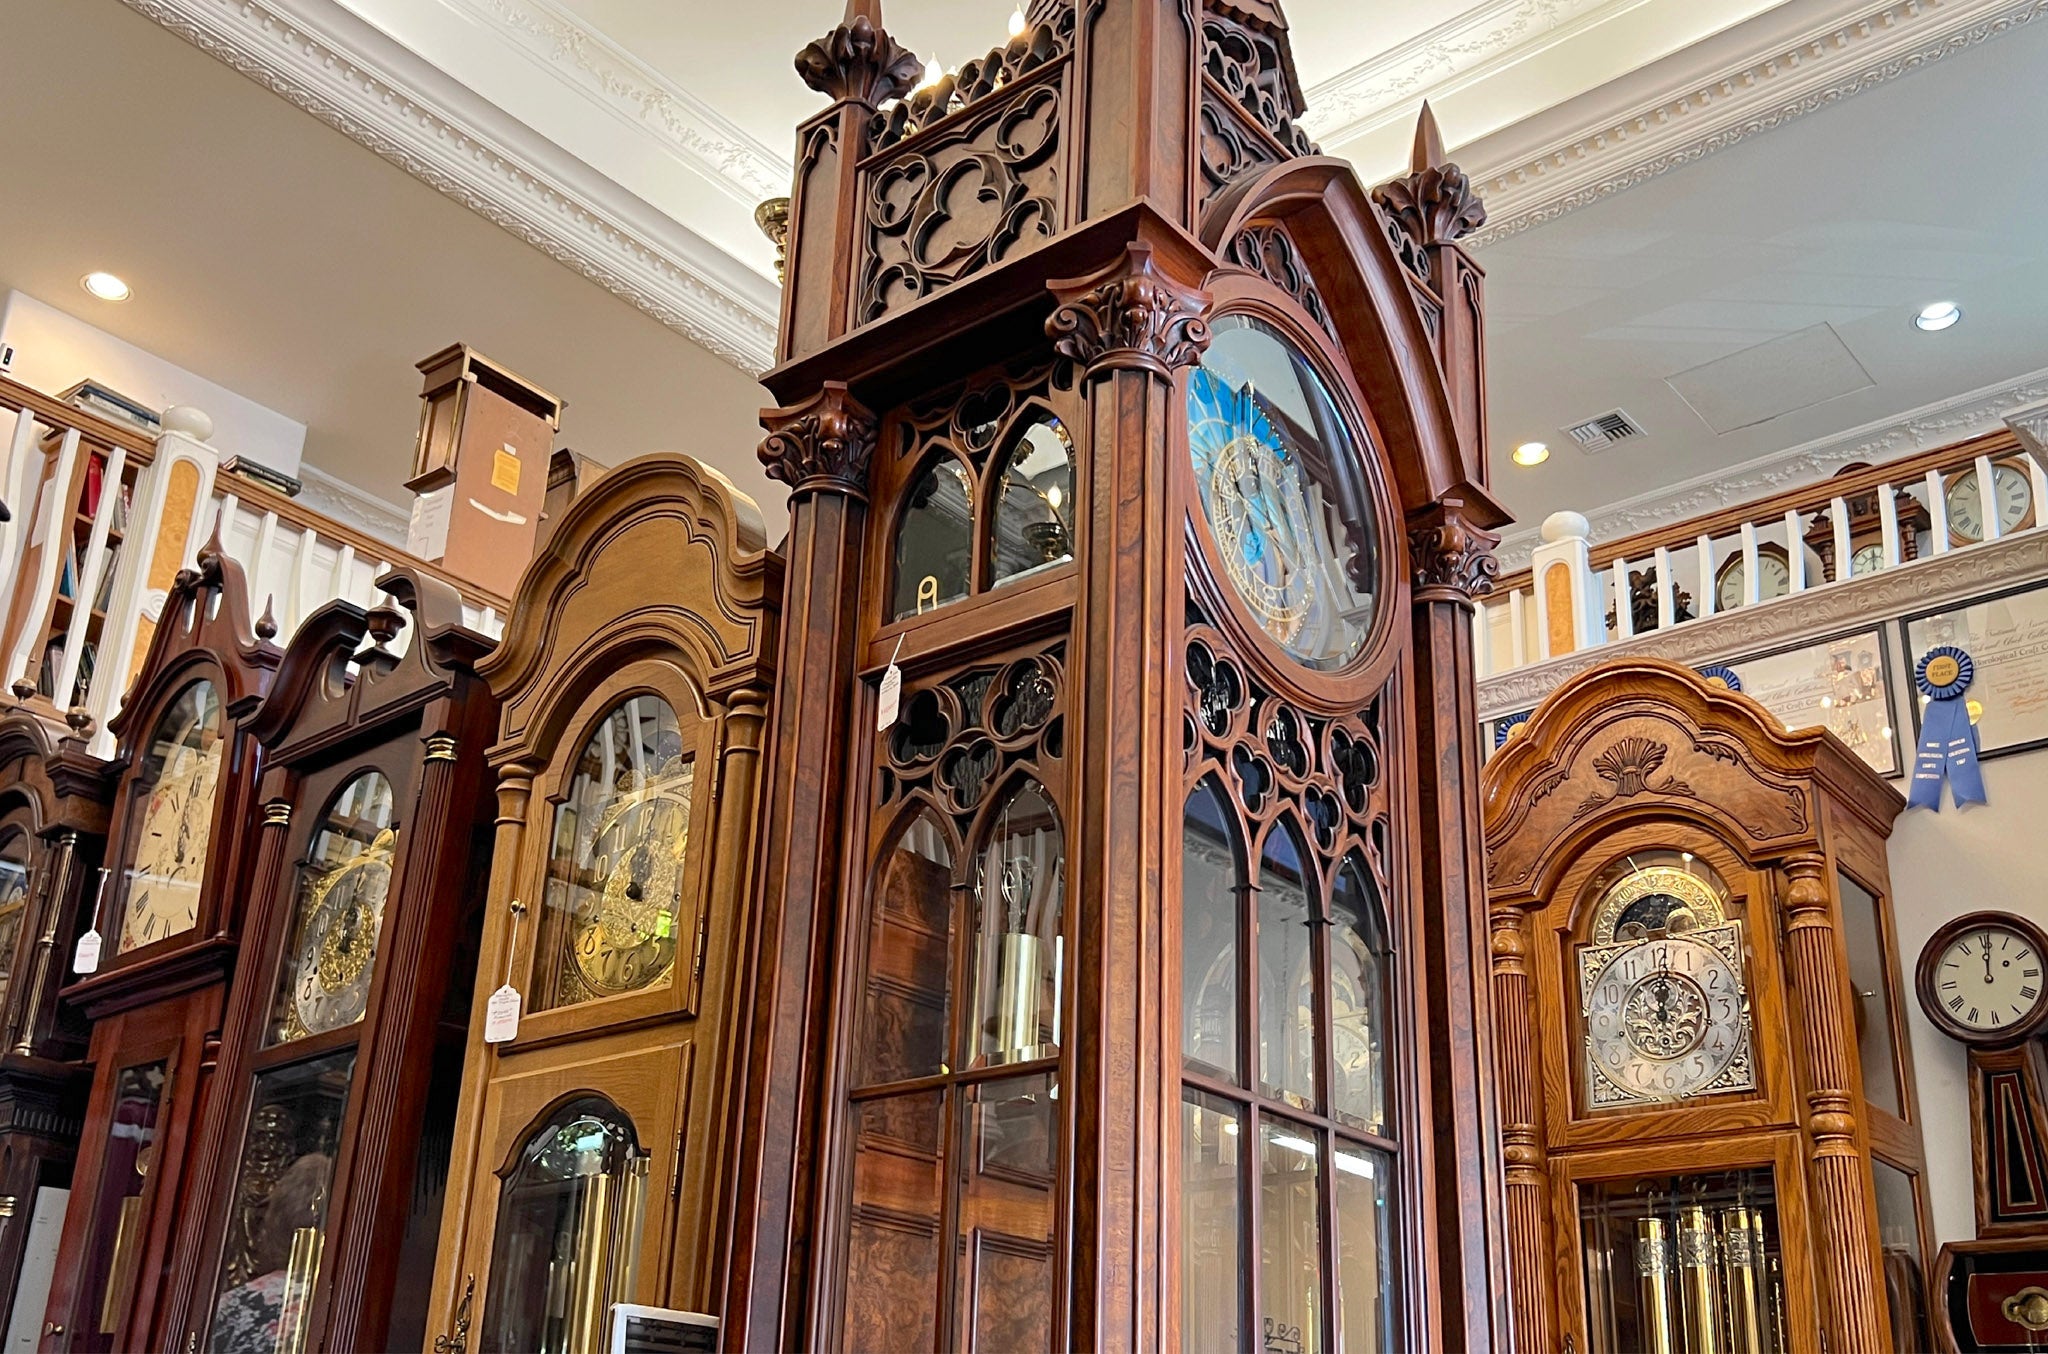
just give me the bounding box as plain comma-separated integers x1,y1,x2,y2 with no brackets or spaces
1918,911,2048,1047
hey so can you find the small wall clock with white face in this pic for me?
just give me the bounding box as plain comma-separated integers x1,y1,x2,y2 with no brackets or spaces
1944,459,2035,544
1916,911,2048,1046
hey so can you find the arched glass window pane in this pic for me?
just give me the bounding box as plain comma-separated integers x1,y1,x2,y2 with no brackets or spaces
481,1097,649,1354
118,678,225,954
893,458,974,620
1182,778,1240,1083
541,697,693,1010
971,781,1063,1068
1330,854,1389,1136
858,811,955,1088
1335,1142,1395,1354
1258,820,1319,1111
267,770,398,1044
989,415,1075,586
0,827,31,1016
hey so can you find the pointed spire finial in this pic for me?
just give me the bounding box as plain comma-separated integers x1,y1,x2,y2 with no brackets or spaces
1412,101,1447,174
256,595,279,642
799,0,921,105
843,0,881,23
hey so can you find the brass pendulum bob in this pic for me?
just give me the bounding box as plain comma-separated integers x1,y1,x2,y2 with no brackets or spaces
1636,1213,1679,1354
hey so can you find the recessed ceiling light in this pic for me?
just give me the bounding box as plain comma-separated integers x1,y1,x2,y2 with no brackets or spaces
1915,301,1961,332
1513,441,1549,467
81,272,131,302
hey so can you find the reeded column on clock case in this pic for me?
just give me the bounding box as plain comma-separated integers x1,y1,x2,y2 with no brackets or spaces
1489,901,1555,1352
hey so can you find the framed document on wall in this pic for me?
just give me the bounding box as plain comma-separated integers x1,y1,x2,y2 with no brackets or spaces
1727,628,1900,776
1902,581,2048,760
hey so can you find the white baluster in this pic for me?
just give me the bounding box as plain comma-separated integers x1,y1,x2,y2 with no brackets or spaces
1783,510,1807,592
481,605,501,640
1611,558,1633,639
1831,496,1852,579
250,510,281,609
1739,522,1761,606
216,495,241,556
1475,598,1494,678
53,446,128,706
1978,453,2003,542
2030,457,2048,533
1654,546,1676,628
4,429,81,692
329,543,356,609
1926,468,1951,555
1879,484,1901,568
1695,534,1716,619
0,408,38,587
288,525,319,637
1509,587,1527,668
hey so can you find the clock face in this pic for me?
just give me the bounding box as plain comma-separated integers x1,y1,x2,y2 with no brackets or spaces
1580,924,1754,1108
1850,542,1886,578
1186,316,1379,672
1947,462,2033,542
0,827,30,1010
1716,550,1791,611
1928,923,2045,1037
118,680,225,954
543,696,695,1009
270,770,398,1044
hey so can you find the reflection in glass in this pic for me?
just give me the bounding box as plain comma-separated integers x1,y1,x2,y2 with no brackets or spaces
954,1076,1056,1353
541,697,693,1010
1873,1158,1929,1350
1186,316,1380,670
858,812,955,1088
1837,871,1902,1117
75,1060,167,1352
0,826,31,1015
1578,1168,1784,1354
893,457,974,620
1329,855,1388,1136
989,416,1075,586
1259,821,1318,1111
1335,1143,1394,1354
268,772,398,1044
1260,1119,1324,1354
210,1050,355,1354
119,678,225,953
1181,1090,1243,1354
480,1096,649,1354
1183,779,1241,1083
971,781,1064,1068
844,1091,944,1354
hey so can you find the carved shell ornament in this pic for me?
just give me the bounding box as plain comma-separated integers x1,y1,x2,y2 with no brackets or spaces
1574,736,1693,818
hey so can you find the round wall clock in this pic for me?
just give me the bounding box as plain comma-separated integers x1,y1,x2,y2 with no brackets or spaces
1916,910,2048,1045
1186,315,1379,672
1944,459,2035,544
1713,544,1792,612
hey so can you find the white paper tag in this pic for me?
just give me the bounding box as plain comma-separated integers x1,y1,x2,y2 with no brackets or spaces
72,929,102,975
483,983,522,1043
406,486,454,560
876,664,903,732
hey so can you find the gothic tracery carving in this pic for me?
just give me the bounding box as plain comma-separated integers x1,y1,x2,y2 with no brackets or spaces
867,3,1075,151
1227,224,1334,340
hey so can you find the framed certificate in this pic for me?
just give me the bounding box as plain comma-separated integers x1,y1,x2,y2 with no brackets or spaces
1727,628,1899,777
1901,581,2048,760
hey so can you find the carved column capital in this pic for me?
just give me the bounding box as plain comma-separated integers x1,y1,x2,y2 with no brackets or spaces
1047,242,1212,378
1372,164,1486,253
1408,500,1501,606
795,9,923,106
759,382,879,500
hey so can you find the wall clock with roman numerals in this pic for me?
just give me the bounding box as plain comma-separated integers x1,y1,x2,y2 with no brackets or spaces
1917,911,2048,1047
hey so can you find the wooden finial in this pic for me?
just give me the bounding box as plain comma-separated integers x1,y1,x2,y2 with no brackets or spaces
843,0,882,22
255,596,279,642
1412,101,1447,174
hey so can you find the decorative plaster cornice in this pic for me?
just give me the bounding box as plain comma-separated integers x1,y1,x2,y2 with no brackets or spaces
295,466,410,547
1479,526,2048,718
1466,0,2048,247
1497,364,2048,571
121,0,779,373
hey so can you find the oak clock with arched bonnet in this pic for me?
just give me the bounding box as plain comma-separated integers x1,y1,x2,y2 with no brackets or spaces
1482,658,1933,1354
735,1,1510,1350
40,546,280,1353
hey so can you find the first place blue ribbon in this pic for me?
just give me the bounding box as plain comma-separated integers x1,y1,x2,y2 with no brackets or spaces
1909,645,1987,811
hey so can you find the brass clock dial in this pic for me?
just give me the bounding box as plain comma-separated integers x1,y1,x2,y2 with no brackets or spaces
118,680,224,954
285,828,396,1040
567,764,693,999
1580,924,1755,1108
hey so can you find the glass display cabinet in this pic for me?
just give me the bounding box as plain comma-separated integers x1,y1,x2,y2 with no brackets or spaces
729,0,1509,1348
40,547,280,1352
423,454,780,1354
154,569,498,1354
1482,658,1934,1353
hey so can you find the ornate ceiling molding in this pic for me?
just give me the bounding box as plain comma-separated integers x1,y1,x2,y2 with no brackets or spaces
1465,0,2048,247
295,466,411,547
120,0,780,373
1496,364,2048,571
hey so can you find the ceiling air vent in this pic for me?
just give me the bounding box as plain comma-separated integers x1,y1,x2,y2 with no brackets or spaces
1563,409,1645,452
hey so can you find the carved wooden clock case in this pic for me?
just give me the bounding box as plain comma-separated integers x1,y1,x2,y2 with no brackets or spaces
1482,659,1932,1354
423,454,780,1354
150,568,498,1354
0,707,113,1334
40,549,279,1352
728,1,1511,1350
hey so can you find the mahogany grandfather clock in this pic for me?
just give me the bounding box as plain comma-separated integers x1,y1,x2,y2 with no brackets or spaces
424,454,780,1354
40,547,280,1352
0,708,112,1335
730,2,1510,1350
156,568,498,1354
1481,659,1933,1354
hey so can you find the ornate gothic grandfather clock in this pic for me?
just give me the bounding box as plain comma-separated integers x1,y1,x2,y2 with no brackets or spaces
0,708,113,1334
156,569,498,1354
728,2,1511,1350
1481,659,1933,1354
40,547,280,1352
424,454,780,1354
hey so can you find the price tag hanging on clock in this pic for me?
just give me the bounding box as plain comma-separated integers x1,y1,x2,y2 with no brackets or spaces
483,899,527,1044
72,867,110,975
876,633,905,733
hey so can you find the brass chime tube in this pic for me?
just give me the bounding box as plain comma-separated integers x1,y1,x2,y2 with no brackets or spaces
996,932,1044,1061
1637,1215,1679,1354
1720,1206,1765,1354
611,1155,650,1310
279,1226,323,1354
1678,1204,1726,1354
567,1169,613,1354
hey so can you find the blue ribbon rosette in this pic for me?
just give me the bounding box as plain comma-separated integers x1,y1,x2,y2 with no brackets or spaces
1909,645,1987,811
1697,665,1744,693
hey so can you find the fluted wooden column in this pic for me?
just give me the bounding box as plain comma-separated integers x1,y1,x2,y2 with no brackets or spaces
1490,903,1554,1353
1781,853,1889,1354
8,827,77,1056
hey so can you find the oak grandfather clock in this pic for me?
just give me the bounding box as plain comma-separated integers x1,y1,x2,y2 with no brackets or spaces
158,568,498,1354
729,2,1511,1350
40,545,280,1352
424,453,780,1354
1481,658,1933,1354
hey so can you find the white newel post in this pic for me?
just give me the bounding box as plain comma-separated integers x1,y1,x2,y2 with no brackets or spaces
88,408,220,755
1529,510,1604,660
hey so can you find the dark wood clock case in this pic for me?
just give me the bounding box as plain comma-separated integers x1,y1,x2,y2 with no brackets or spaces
40,546,280,1352
155,568,498,1354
